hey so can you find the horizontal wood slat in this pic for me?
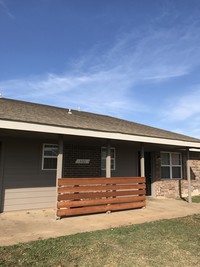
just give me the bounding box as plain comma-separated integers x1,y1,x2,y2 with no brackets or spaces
58,190,146,201
57,195,146,209
58,177,145,186
57,202,145,217
57,177,146,218
58,183,146,193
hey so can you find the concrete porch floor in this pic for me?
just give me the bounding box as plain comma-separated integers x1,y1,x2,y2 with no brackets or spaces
0,198,200,246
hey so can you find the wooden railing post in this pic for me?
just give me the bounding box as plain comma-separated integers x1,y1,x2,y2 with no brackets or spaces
56,135,64,219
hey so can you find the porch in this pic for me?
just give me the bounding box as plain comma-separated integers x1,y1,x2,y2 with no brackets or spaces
1,131,197,213
1,198,200,246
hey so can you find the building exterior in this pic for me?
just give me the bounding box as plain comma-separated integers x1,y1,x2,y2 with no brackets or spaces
0,98,200,213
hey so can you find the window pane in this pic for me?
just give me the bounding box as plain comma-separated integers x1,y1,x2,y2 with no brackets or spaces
172,153,181,165
101,148,106,159
101,159,106,170
111,159,115,170
161,153,170,165
44,145,58,156
101,147,115,170
161,166,170,179
172,167,181,178
101,151,106,159
111,148,115,158
43,158,57,169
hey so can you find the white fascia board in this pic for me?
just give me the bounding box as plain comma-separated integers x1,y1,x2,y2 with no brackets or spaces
190,148,200,152
1,119,200,148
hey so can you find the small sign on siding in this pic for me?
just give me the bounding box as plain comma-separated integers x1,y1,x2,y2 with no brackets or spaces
75,159,90,164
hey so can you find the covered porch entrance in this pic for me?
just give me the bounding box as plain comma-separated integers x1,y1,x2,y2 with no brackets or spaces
55,135,193,218
56,136,149,218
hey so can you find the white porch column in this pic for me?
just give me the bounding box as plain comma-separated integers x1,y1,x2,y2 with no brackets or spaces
140,143,145,177
106,141,111,178
186,148,192,203
56,135,64,219
56,135,64,180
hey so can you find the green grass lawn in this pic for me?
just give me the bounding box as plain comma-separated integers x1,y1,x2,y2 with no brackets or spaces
192,195,200,203
1,214,200,267
181,195,200,203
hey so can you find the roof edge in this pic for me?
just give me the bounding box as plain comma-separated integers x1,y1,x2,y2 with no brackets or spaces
1,117,199,143
1,119,200,148
2,97,199,142
1,98,200,143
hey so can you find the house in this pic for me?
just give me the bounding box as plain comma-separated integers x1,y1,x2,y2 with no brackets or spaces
0,98,200,216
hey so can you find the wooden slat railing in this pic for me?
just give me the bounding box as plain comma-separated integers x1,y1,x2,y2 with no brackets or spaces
57,177,146,217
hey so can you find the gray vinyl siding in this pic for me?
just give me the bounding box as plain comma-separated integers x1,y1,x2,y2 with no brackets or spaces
0,142,4,212
101,144,138,177
2,137,139,211
2,138,56,211
114,145,138,177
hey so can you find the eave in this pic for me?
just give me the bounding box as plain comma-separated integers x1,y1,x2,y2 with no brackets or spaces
1,119,200,148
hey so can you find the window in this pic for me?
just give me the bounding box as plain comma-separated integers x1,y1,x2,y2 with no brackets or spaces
101,147,116,170
160,152,182,179
42,144,58,170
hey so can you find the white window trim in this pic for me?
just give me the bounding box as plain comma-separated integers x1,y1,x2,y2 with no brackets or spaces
101,147,116,171
160,152,182,180
42,143,58,170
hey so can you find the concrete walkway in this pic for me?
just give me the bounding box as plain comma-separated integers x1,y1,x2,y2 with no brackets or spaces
0,198,200,246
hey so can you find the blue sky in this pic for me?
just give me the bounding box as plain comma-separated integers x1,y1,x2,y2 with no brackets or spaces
1,0,200,138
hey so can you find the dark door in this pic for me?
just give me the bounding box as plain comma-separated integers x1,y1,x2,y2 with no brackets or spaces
145,152,152,196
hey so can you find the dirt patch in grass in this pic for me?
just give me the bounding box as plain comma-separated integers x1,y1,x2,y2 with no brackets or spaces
0,214,200,267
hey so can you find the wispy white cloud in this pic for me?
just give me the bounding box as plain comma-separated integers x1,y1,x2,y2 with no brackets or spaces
1,11,200,119
160,86,200,138
163,86,200,121
0,0,15,19
0,70,143,118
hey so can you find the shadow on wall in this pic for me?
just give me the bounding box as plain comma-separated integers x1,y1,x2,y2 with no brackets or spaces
190,168,196,180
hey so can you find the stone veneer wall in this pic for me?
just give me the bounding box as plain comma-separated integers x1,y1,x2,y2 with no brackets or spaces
154,151,200,198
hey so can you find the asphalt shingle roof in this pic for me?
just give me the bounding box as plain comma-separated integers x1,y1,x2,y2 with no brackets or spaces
0,98,200,143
